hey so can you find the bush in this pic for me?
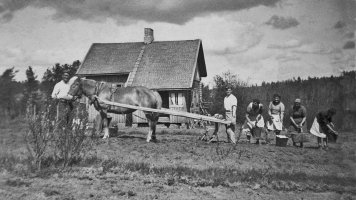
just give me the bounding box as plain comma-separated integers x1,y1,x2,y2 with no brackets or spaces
26,101,55,170
26,100,94,169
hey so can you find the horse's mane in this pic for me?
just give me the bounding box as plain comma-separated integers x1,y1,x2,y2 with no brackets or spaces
68,76,79,86
69,76,98,88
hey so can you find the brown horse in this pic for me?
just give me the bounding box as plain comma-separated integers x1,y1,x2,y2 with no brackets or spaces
67,77,162,142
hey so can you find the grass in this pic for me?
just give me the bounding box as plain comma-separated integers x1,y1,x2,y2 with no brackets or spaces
2,151,355,193
93,158,356,193
1,117,355,197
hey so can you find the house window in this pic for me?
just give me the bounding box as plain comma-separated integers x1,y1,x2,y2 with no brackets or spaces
170,92,183,106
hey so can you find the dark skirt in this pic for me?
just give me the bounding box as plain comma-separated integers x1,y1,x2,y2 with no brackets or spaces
288,118,308,143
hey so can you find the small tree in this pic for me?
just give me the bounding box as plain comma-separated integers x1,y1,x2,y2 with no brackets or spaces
26,101,56,171
23,66,42,116
26,100,93,170
0,67,20,118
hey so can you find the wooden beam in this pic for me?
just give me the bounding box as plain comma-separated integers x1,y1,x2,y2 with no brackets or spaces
99,98,231,125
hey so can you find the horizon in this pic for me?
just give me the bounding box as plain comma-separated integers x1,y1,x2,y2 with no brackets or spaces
1,64,354,87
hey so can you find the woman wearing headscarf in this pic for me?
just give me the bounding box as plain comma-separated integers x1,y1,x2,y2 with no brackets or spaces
288,98,307,148
267,94,285,136
310,108,338,149
241,99,265,144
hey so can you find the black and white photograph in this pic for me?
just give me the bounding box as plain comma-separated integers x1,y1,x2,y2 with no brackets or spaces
0,0,355,199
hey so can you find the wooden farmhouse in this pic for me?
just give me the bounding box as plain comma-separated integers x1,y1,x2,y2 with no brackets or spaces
76,28,207,127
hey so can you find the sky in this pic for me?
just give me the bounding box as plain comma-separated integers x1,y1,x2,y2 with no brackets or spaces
0,0,355,85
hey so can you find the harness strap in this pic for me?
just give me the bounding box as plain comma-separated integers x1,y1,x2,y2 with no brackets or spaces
108,84,120,110
92,82,120,111
89,82,104,106
94,82,104,96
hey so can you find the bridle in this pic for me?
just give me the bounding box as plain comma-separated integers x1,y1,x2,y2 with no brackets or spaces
70,78,83,101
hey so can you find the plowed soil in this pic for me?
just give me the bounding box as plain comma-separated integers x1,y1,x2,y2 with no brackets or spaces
0,120,355,200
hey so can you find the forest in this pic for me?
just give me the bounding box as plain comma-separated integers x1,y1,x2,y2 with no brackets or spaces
0,62,355,130
204,71,356,130
0,61,80,119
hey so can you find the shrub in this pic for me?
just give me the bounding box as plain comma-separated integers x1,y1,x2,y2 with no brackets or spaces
26,101,55,170
26,100,94,169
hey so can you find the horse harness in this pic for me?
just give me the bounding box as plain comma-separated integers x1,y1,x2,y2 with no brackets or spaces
91,82,119,111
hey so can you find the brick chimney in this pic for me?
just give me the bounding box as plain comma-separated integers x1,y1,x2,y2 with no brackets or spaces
144,28,154,44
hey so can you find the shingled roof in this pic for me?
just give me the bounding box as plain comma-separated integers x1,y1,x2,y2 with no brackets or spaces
76,39,207,89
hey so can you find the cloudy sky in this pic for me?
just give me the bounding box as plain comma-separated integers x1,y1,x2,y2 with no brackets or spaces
0,0,355,85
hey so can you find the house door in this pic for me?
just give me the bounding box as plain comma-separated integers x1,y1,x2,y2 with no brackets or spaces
158,91,169,109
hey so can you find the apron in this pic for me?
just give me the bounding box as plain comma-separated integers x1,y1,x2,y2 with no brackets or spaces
267,114,283,131
309,117,326,138
242,117,265,136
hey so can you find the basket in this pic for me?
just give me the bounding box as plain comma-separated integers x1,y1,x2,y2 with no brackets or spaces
251,127,262,138
276,135,289,147
292,133,310,143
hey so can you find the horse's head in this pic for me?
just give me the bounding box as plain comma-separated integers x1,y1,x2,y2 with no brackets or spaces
68,76,83,99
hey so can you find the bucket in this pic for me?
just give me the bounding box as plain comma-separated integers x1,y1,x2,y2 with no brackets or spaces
276,135,288,147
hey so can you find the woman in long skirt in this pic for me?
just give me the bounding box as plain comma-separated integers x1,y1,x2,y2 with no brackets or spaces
310,108,338,149
267,94,285,138
288,98,307,148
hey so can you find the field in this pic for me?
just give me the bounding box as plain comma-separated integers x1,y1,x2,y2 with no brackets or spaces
0,118,355,200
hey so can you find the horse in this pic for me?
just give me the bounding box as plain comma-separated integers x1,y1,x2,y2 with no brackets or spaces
67,76,162,142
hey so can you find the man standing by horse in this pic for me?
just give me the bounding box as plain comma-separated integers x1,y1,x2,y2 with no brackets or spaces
51,71,74,124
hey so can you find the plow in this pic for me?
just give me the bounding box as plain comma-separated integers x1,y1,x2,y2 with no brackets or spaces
97,98,231,141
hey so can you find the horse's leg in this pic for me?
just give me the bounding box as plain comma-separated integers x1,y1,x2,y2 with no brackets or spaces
94,114,103,136
146,113,158,142
146,119,153,142
100,111,110,139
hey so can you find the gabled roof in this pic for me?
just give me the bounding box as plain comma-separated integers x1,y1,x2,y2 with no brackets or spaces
76,39,207,89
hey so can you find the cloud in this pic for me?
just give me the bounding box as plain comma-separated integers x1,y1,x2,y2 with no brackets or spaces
0,46,80,68
334,20,346,29
268,39,302,49
344,31,355,39
0,0,34,23
207,23,264,55
293,43,337,54
275,53,301,63
343,41,355,49
265,15,299,29
0,47,24,58
0,0,280,24
331,52,355,72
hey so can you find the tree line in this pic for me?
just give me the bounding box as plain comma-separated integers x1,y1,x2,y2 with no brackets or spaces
1,63,355,130
203,71,356,130
0,61,80,119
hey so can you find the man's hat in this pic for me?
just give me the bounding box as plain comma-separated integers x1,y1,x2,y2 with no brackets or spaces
295,98,301,103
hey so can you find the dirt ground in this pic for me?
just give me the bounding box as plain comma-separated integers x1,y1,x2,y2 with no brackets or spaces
0,119,355,200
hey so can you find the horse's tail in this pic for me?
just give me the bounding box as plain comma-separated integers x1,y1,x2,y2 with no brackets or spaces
152,90,162,110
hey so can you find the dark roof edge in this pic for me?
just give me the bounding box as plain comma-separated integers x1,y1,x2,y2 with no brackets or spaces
198,42,207,77
190,39,201,88
91,39,201,45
